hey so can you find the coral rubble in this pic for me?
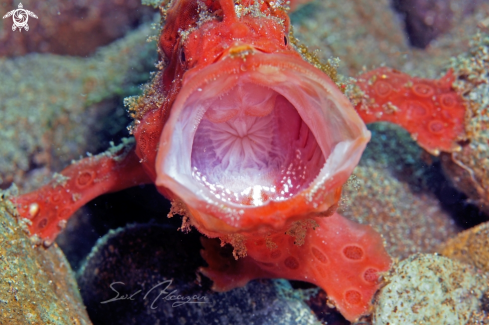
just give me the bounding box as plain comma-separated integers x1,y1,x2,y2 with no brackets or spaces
341,163,460,258
439,221,489,272
442,32,489,216
0,189,91,324
373,254,489,325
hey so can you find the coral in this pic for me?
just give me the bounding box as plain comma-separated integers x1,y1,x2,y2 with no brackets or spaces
352,66,466,155
439,221,489,272
0,21,157,191
0,189,91,324
373,254,489,325
201,213,391,321
77,223,320,325
0,0,155,57
441,32,489,216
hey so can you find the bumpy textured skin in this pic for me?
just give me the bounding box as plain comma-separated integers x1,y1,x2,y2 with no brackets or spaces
354,67,466,155
201,213,391,321
13,0,391,321
14,140,151,244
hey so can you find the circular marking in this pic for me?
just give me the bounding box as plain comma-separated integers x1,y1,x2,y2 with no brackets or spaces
405,101,428,117
76,171,94,188
284,256,299,270
374,81,392,97
311,247,328,264
345,290,362,305
343,245,364,260
38,218,48,229
429,120,444,134
270,250,281,259
412,84,434,97
364,268,379,283
440,94,457,108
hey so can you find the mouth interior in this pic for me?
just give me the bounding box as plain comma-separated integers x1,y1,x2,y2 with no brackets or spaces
191,82,326,206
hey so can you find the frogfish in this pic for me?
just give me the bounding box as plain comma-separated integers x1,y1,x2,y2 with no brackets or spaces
13,0,392,321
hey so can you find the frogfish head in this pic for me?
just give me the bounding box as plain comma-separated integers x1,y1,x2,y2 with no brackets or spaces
155,0,370,237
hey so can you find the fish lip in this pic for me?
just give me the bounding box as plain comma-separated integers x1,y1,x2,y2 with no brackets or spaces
155,51,370,234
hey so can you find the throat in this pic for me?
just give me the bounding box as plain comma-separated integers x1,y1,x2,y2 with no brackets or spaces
204,113,277,171
191,86,325,206
192,111,281,204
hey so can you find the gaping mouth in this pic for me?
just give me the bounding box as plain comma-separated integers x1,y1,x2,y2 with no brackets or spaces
156,51,370,233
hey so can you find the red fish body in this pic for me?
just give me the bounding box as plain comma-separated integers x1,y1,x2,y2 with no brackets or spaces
14,0,392,321
353,67,466,155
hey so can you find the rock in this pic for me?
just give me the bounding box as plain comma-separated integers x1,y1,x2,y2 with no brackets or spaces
0,189,91,325
77,223,320,325
290,0,489,79
0,0,155,57
373,254,489,325
442,32,489,218
0,20,157,192
290,0,408,76
439,221,489,272
341,163,460,258
393,0,453,48
393,0,487,48
340,123,461,258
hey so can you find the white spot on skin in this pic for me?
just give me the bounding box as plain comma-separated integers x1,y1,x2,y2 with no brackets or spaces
29,203,39,218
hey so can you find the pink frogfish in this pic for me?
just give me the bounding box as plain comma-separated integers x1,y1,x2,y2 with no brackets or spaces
13,0,391,321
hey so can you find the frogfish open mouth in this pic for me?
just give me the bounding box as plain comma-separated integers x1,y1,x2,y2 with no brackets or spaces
156,48,370,236
13,0,391,321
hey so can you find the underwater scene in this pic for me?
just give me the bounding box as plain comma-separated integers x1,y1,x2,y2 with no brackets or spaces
1,0,489,324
